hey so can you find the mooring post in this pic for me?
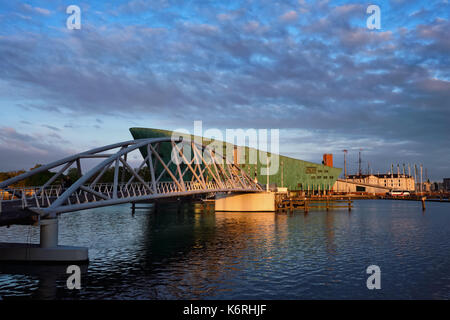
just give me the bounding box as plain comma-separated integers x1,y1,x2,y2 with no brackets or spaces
131,202,135,216
421,197,426,211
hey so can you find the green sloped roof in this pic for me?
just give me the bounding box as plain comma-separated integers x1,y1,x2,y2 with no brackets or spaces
129,127,342,190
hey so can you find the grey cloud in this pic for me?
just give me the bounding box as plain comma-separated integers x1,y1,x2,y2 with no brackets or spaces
0,127,75,171
0,1,448,179
42,125,60,132
20,3,51,16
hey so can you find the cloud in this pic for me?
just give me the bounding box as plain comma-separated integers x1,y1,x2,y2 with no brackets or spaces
0,127,75,171
116,0,168,14
42,124,60,132
21,3,51,16
0,1,449,179
280,10,298,22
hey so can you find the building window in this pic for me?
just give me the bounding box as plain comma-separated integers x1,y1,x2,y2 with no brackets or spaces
306,167,316,174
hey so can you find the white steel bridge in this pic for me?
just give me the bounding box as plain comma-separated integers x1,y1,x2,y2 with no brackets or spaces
0,137,263,222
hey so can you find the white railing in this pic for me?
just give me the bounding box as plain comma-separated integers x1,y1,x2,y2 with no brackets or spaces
0,179,260,211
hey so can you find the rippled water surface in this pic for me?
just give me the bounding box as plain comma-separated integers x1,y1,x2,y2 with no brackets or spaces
0,200,449,299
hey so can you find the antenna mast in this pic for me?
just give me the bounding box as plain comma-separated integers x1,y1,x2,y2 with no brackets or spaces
343,149,348,179
358,148,362,176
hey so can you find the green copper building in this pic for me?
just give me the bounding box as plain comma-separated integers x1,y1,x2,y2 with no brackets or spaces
130,127,342,192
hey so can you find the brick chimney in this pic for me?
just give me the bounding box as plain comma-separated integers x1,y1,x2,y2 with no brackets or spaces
323,154,333,167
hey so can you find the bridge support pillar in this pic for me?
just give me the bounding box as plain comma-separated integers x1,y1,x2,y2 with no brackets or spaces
40,218,58,248
0,218,88,263
215,192,275,212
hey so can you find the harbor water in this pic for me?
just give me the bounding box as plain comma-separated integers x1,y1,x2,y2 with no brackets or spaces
0,200,449,299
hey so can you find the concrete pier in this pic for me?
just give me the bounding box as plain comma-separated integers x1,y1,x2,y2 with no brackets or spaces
0,218,88,262
215,192,275,212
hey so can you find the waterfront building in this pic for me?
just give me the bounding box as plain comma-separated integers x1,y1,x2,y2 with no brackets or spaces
431,182,444,192
420,181,432,192
342,173,416,191
444,178,450,191
129,127,342,192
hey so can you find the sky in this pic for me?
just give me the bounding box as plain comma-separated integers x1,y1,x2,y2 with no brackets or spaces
0,0,449,180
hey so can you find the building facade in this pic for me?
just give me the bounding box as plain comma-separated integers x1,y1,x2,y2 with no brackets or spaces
332,179,390,194
129,127,342,192
443,178,450,191
344,174,416,191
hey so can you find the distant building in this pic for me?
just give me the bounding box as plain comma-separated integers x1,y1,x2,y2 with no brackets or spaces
444,178,450,191
431,182,443,192
344,173,415,191
420,181,432,192
332,179,390,194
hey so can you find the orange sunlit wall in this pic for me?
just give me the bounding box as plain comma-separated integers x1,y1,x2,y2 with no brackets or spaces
323,154,333,167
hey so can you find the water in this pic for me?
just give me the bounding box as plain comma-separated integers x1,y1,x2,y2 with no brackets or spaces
0,200,449,299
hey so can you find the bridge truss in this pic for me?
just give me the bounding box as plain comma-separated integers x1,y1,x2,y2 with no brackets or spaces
0,137,263,218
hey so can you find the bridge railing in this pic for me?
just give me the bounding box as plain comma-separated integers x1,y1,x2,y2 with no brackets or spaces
0,137,263,217
1,178,260,212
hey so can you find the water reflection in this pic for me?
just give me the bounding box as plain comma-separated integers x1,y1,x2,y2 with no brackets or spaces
0,264,88,299
0,200,449,299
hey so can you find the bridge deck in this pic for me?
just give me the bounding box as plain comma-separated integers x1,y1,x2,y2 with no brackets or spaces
0,203,38,226
0,137,263,221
